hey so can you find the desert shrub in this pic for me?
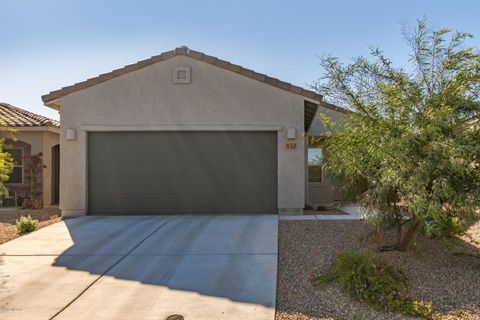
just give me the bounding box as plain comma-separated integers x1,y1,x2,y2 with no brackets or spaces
304,204,314,210
316,250,434,318
422,213,478,239
16,215,38,234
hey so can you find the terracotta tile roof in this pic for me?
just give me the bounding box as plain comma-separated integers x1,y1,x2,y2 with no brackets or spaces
0,103,59,128
42,47,333,108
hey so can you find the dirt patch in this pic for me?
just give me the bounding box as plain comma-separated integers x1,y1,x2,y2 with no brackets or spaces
276,220,480,320
0,207,62,244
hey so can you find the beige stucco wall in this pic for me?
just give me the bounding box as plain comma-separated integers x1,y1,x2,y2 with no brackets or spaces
308,106,346,136
3,129,59,205
307,173,342,204
57,55,310,216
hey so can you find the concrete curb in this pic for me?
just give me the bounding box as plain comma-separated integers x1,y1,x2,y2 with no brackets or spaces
279,214,362,221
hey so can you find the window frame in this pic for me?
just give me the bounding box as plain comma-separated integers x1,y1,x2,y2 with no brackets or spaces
308,147,323,184
5,147,24,185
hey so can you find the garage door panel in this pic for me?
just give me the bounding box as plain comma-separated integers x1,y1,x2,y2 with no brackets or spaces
233,186,275,196
94,146,132,155
235,131,271,141
88,131,277,214
232,198,275,210
187,141,233,150
91,188,133,198
187,163,231,172
88,175,135,192
235,167,273,177
139,191,184,199
137,156,181,169
140,175,184,190
234,176,275,188
137,161,182,170
235,158,274,169
187,166,231,176
187,168,231,177
90,169,138,179
138,198,186,210
184,198,232,211
89,198,137,211
186,187,232,198
136,137,176,147
135,169,184,177
187,178,231,189
187,157,231,167
90,157,134,169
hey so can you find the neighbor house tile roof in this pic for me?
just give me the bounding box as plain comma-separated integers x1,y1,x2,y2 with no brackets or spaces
0,103,59,127
41,47,346,114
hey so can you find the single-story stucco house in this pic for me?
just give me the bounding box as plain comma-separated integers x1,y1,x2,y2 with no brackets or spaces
41,47,346,217
0,103,60,206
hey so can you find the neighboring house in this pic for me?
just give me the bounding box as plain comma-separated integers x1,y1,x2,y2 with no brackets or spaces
0,103,60,206
42,47,346,217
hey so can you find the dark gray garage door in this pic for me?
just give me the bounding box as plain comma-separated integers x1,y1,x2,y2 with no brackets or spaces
88,131,277,214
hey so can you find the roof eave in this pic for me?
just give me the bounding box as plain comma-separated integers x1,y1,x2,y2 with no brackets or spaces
319,101,349,114
13,126,60,134
44,99,61,111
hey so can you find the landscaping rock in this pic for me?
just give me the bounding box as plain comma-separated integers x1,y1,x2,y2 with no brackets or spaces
276,220,480,320
0,207,61,244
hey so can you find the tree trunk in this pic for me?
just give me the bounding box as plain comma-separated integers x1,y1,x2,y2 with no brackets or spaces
376,226,384,251
398,218,420,251
396,221,403,248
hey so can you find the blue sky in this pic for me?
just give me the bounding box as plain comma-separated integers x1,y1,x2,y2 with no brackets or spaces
1,0,479,120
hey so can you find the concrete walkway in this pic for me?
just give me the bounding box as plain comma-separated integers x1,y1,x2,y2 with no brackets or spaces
279,214,362,221
280,205,365,221
0,215,278,320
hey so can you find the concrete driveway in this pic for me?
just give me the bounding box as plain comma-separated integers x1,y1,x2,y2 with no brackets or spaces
0,215,278,320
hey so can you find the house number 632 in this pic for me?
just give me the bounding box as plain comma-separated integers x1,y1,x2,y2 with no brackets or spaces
286,142,297,149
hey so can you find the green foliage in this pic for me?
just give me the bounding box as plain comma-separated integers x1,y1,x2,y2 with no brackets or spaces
0,145,13,186
23,152,45,209
16,215,39,234
330,251,409,307
423,214,476,238
316,250,434,318
304,204,314,210
315,18,480,250
0,122,14,197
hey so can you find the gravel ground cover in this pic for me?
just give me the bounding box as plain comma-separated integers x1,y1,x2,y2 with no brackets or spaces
0,207,62,244
276,220,480,320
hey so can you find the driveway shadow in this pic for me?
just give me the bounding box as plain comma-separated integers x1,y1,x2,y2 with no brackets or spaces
51,215,278,310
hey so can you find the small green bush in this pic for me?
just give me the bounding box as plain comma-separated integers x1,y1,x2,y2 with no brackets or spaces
16,215,38,234
304,204,314,210
422,213,478,239
315,250,434,319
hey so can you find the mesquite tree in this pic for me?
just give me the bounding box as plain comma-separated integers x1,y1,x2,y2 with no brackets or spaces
316,19,480,251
